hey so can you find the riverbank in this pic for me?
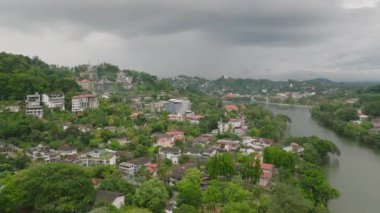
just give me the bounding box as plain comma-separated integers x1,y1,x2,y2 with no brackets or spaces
265,104,380,213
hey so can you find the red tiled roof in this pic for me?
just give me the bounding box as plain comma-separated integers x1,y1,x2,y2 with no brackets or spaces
261,163,274,170
224,105,238,111
146,163,159,173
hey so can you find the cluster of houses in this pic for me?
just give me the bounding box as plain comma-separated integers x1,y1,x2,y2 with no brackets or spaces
22,92,99,118
275,91,316,100
352,109,380,133
0,101,312,211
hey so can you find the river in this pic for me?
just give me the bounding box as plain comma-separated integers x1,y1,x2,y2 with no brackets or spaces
264,103,380,213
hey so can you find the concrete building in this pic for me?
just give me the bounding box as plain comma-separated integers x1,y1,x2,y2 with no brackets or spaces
165,98,191,115
42,93,65,111
159,147,181,164
71,94,99,113
77,150,116,167
25,93,43,118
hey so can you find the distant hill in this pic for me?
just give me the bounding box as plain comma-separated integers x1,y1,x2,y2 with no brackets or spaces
166,75,371,96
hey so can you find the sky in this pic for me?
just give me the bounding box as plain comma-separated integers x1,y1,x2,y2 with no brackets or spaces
1,0,380,81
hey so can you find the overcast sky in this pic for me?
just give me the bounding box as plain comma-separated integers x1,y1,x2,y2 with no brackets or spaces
1,0,380,81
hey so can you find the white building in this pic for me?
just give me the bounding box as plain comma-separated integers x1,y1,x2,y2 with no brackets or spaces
42,93,65,111
71,94,99,113
119,162,136,179
77,150,116,167
25,93,43,118
159,147,182,164
165,98,191,116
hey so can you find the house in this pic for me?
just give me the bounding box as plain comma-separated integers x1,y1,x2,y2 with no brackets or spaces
216,140,240,152
166,131,185,141
202,148,218,158
156,134,175,148
183,147,202,158
42,93,65,111
26,144,60,162
259,163,275,187
119,162,136,179
116,71,133,89
357,110,369,121
218,118,248,136
25,93,43,118
168,114,184,121
121,157,153,179
159,147,182,164
193,134,213,146
143,101,168,112
77,150,116,167
185,115,204,124
58,146,78,156
224,105,238,112
95,190,125,209
71,94,99,113
283,143,304,156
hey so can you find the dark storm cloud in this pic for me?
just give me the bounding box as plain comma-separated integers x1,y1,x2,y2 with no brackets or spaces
0,0,380,80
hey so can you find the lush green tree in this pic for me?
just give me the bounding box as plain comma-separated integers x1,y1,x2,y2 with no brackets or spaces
177,168,202,209
248,128,261,137
263,146,297,172
173,204,198,213
133,179,169,213
334,108,358,121
240,156,262,184
300,168,340,206
268,183,312,213
0,163,95,213
221,201,255,213
206,153,235,180
203,180,251,211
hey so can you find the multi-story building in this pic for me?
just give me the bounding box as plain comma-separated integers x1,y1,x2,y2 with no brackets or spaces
26,144,60,162
77,150,116,167
42,93,65,111
165,98,191,116
71,94,99,113
25,93,43,118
